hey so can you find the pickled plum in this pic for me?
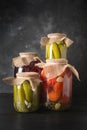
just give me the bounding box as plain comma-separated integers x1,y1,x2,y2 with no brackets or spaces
14,60,42,77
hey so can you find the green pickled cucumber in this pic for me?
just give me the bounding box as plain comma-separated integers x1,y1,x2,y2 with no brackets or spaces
46,41,67,59
52,43,61,59
13,85,17,104
46,44,50,59
46,43,61,59
16,84,27,112
13,85,18,110
23,80,33,102
56,41,67,58
32,84,41,110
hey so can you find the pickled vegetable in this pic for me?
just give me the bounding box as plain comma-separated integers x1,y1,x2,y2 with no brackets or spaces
32,83,41,111
13,84,28,112
46,41,67,59
23,80,33,102
48,77,63,102
57,41,67,58
13,79,41,112
41,68,72,111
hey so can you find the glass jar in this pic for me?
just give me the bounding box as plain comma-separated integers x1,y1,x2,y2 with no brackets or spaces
12,52,42,77
41,59,73,111
13,72,42,112
40,33,73,60
46,40,67,59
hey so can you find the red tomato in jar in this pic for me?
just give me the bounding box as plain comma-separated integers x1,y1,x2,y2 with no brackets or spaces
47,77,56,86
53,81,63,92
48,77,63,102
47,77,56,93
48,91,61,102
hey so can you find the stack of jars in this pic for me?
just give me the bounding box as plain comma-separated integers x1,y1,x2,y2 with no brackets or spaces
3,33,79,112
40,33,79,111
3,52,43,112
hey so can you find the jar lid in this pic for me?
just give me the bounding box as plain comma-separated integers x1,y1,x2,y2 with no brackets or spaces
40,33,73,47
47,33,66,39
12,52,39,67
3,72,42,91
19,52,38,57
43,58,79,80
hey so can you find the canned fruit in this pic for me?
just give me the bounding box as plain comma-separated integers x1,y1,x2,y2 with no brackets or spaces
14,60,42,77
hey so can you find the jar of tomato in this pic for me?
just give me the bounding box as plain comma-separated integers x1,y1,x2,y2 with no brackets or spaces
3,72,42,112
40,33,73,59
41,59,79,111
12,52,42,77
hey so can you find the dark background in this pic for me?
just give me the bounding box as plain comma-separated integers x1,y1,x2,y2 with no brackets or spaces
0,0,87,94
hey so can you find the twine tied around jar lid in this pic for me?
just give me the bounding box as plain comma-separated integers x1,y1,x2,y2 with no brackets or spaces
40,33,73,48
19,52,38,58
3,72,42,91
12,52,42,67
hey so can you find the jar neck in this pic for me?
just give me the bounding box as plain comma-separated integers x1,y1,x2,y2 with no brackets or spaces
16,72,40,79
46,58,68,65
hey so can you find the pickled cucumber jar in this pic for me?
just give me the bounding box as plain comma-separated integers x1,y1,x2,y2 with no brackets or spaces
3,72,42,112
40,33,73,59
40,59,79,111
12,52,42,77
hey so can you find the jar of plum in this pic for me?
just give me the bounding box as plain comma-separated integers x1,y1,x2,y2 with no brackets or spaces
12,52,42,77
41,59,79,111
40,33,73,59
